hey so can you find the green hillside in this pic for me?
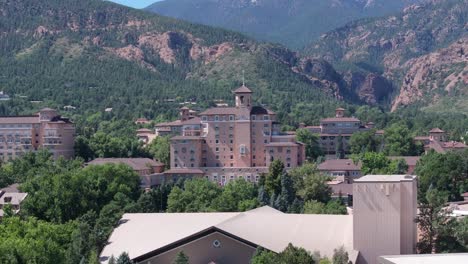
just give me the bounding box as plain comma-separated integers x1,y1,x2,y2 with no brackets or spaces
145,0,421,49
0,0,349,126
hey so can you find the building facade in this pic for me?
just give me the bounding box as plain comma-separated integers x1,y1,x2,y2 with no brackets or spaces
0,108,75,160
101,175,418,264
414,128,468,153
353,175,418,264
163,86,305,184
306,108,373,155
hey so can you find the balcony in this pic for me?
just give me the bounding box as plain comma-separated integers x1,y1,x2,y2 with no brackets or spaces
182,130,201,137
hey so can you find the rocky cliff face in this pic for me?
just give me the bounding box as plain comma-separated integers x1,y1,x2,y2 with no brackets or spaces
392,37,467,111
306,0,467,113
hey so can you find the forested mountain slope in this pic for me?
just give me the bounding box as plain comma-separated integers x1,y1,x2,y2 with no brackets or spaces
145,0,421,49
305,0,467,114
0,0,359,126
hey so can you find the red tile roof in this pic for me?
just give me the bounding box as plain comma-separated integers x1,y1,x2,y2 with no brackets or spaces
321,117,360,122
164,168,204,174
170,136,202,140
0,115,40,124
442,141,468,149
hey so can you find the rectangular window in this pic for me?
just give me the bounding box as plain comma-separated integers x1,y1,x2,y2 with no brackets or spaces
229,115,234,121
202,116,207,121
215,115,219,121
263,115,269,120
251,115,256,120
239,145,246,155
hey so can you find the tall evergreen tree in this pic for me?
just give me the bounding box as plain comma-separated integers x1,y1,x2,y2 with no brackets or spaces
173,251,189,264
265,160,285,196
116,252,133,264
257,186,270,206
335,134,345,159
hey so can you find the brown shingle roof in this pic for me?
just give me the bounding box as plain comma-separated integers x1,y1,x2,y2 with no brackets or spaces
233,85,252,93
170,136,202,140
318,159,361,171
429,128,445,133
321,117,360,122
164,168,204,174
0,115,40,124
199,107,250,116
181,117,201,125
87,158,164,171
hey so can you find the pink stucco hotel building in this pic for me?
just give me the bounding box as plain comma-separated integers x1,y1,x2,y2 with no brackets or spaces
162,86,305,184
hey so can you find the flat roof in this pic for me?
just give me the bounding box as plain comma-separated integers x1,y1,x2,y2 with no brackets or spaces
379,253,468,264
354,175,416,182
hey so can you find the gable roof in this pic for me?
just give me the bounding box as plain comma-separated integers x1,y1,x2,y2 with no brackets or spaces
100,206,355,263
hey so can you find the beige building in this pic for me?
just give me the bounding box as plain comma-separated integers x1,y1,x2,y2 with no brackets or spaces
0,108,75,160
162,86,305,184
353,175,417,264
306,108,373,156
100,174,418,264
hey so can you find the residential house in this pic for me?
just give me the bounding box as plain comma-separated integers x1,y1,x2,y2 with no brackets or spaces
0,184,27,218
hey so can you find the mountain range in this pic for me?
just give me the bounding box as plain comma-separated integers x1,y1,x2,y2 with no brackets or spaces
306,0,467,114
0,0,354,125
145,0,422,49
0,0,466,124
